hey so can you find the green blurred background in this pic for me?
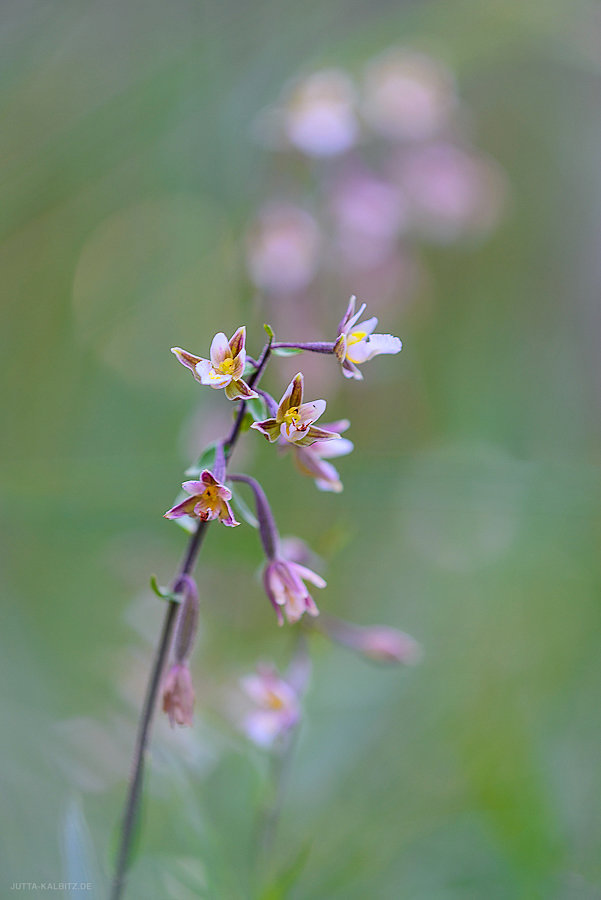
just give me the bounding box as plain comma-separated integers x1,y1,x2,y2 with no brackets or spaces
3,1,601,897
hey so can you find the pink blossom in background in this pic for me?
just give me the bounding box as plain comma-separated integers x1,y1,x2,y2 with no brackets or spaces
329,170,407,270
246,204,320,294
362,48,456,141
282,69,359,157
240,665,301,747
398,143,507,242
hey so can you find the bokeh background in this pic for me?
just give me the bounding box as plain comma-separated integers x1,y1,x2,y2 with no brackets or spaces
3,1,601,897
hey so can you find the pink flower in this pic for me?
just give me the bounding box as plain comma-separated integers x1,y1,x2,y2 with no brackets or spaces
334,295,402,380
251,372,340,447
293,419,354,492
171,326,258,401
322,618,422,665
362,49,455,141
241,664,300,747
330,171,407,271
398,143,507,242
162,663,195,727
164,470,239,527
282,69,358,158
246,205,320,294
263,555,325,625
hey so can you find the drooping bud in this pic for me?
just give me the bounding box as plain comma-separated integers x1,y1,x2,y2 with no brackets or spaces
172,574,200,664
161,662,195,727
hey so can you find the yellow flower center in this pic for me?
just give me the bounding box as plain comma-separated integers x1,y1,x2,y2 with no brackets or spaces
347,330,366,347
266,690,285,710
203,486,219,504
283,406,300,426
220,357,236,375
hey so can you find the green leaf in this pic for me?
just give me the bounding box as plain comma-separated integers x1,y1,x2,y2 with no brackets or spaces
185,441,218,477
150,574,167,598
246,395,267,422
273,347,303,357
258,840,313,900
149,574,182,603
230,485,259,529
263,323,275,338
239,411,255,433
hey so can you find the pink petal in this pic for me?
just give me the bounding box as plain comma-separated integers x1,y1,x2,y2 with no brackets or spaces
181,480,205,495
290,562,326,589
219,499,239,526
277,373,304,419
171,347,204,372
354,315,378,337
251,418,281,442
316,436,354,459
225,378,259,401
297,398,326,426
164,497,197,518
210,332,232,367
228,325,246,358
345,300,367,333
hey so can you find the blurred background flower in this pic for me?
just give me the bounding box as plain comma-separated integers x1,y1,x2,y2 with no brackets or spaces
3,1,601,898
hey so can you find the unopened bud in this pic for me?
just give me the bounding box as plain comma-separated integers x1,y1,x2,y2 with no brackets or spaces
162,662,195,727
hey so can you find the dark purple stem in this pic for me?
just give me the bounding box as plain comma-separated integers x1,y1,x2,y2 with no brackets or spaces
271,341,336,354
255,388,279,417
111,335,273,900
229,473,280,559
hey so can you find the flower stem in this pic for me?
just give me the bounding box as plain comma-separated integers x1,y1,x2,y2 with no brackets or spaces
271,341,335,354
229,473,280,559
110,336,273,900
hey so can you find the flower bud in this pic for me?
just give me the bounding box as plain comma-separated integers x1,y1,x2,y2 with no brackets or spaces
172,574,199,664
161,663,195,727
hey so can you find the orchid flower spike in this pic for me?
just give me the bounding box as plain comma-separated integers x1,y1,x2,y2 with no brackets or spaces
171,326,258,400
293,418,354,492
241,664,301,747
263,552,325,625
164,470,239,526
251,372,340,446
334,295,402,380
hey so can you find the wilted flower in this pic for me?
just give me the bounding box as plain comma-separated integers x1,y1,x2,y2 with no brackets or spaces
251,372,340,446
246,204,320,294
362,48,455,141
282,69,358,157
162,662,195,727
240,664,301,747
263,554,325,625
293,419,354,492
321,617,422,665
334,295,402,380
164,470,239,527
171,327,258,401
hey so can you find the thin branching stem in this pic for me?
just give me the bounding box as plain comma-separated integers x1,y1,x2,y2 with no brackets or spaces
110,337,272,900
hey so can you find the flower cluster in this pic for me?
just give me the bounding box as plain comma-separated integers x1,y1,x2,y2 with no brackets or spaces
245,47,507,335
159,300,414,735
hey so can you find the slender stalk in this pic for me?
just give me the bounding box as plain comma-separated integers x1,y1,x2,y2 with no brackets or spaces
271,341,335,354
110,337,272,900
